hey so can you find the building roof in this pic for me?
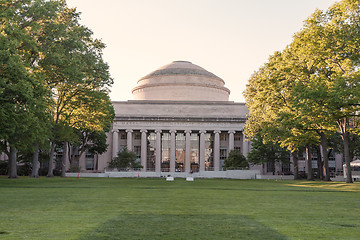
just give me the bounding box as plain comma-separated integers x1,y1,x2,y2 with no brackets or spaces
132,61,230,101
139,61,224,83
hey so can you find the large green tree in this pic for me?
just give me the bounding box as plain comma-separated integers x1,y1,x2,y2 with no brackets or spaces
1,0,114,178
0,0,52,178
36,2,114,177
244,0,360,183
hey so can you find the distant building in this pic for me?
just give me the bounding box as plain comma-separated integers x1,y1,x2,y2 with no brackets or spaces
95,61,250,173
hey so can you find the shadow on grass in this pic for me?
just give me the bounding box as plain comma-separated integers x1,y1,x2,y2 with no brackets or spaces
79,214,287,240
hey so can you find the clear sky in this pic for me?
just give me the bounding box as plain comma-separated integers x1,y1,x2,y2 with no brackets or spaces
66,0,338,102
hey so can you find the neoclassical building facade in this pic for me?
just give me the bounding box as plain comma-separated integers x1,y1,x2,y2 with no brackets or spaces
96,61,251,173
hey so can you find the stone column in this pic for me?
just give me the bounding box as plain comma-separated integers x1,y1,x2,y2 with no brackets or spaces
185,130,192,173
228,131,235,154
112,130,118,159
155,130,162,172
170,130,176,172
126,129,133,151
199,130,206,172
140,129,147,172
213,130,221,171
242,132,249,158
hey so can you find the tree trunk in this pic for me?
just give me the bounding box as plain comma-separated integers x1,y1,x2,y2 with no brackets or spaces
31,144,40,178
320,132,331,181
306,145,314,181
292,151,299,180
343,131,352,183
8,146,18,179
316,146,323,180
61,141,68,177
47,142,56,177
95,154,98,172
338,118,352,183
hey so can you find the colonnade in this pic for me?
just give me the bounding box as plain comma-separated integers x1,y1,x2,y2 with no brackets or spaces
111,129,249,172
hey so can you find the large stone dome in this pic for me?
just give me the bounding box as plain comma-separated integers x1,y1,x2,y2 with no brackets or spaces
132,61,230,101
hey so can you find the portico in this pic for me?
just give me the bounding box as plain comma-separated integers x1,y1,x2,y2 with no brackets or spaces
107,99,248,173
111,128,247,172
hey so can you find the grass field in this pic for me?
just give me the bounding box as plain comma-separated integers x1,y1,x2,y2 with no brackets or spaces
0,177,359,240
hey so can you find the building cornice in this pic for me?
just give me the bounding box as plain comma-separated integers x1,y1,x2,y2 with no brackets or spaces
114,116,247,123
112,100,246,106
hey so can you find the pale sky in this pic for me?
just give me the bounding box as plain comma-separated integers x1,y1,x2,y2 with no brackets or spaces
66,0,338,103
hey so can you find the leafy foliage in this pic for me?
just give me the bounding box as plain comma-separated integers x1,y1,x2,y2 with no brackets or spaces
108,149,143,170
0,0,114,177
223,150,249,170
247,135,290,166
244,0,360,182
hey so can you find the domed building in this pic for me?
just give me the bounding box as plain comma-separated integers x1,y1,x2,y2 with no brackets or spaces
132,61,230,101
92,61,251,176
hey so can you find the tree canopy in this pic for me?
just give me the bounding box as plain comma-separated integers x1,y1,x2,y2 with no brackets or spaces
108,149,143,171
244,0,360,182
0,0,114,178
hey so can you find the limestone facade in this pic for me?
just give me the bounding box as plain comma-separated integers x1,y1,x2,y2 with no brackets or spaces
95,61,249,173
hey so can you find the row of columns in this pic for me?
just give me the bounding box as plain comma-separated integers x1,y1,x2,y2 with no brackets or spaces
112,129,248,172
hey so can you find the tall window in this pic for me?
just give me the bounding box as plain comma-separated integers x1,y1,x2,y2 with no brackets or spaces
234,132,242,141
146,132,156,171
205,133,213,171
134,132,141,140
220,133,227,141
85,151,94,170
133,146,141,159
190,133,199,172
220,148,227,170
161,133,170,171
176,133,185,172
120,132,127,139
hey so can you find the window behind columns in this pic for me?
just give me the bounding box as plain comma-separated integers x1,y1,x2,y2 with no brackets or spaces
146,132,156,171
134,132,141,140
161,133,170,172
190,133,199,172
220,132,228,170
133,131,141,163
176,133,185,172
120,132,127,139
204,133,213,171
220,133,227,141
119,130,127,152
234,132,242,141
234,132,242,154
133,146,141,160
220,148,227,170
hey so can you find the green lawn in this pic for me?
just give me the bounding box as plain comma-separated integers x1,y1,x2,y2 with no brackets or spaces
0,177,359,240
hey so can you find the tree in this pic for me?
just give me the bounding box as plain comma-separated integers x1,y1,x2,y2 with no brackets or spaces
223,150,248,170
247,135,289,174
108,149,143,170
289,0,360,182
66,128,110,174
244,50,319,180
37,3,114,177
244,0,360,183
1,0,114,178
0,0,52,178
